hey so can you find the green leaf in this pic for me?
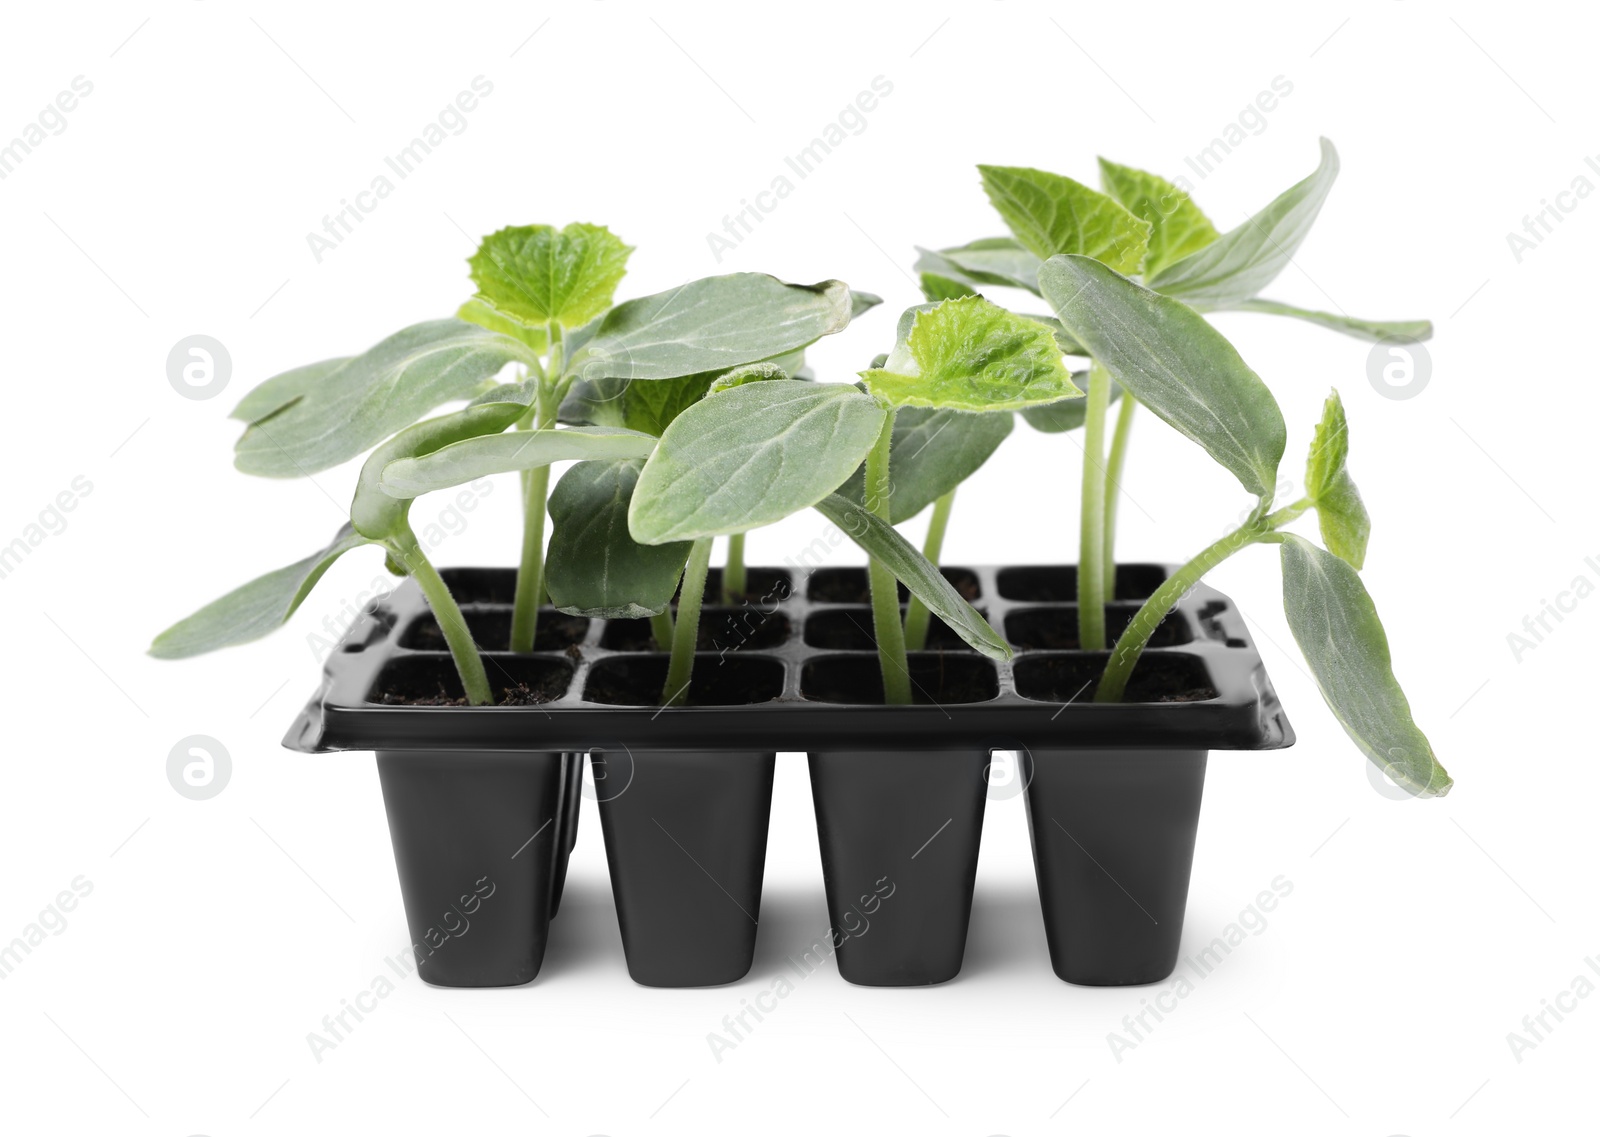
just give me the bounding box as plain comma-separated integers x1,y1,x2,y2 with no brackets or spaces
455,295,548,353
230,357,350,425
378,424,658,502
567,274,852,382
1145,138,1340,309
620,372,719,436
837,407,1014,522
977,165,1150,274
630,380,886,543
861,296,1083,411
149,525,370,658
1039,254,1285,497
467,222,633,330
1097,157,1220,278
813,493,1011,660
708,361,790,394
939,237,1045,293
1015,313,1088,356
851,291,884,317
920,272,977,302
545,460,692,618
352,393,537,542
1278,534,1451,797
1304,390,1371,569
233,319,537,478
1233,298,1433,343
1019,372,1113,432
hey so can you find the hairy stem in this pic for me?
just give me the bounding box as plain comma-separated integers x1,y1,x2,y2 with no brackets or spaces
1102,394,1137,589
722,532,746,603
1095,498,1311,703
1078,363,1112,651
661,537,714,706
650,609,675,652
902,487,955,652
397,536,492,705
510,348,561,652
865,412,913,705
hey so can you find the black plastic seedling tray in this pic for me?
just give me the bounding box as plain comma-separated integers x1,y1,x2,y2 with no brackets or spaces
286,563,1294,753
289,563,1294,989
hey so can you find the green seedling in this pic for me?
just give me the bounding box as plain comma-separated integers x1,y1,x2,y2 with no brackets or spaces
1039,254,1450,797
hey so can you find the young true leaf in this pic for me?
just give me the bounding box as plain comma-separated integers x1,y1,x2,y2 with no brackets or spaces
149,525,371,658
1305,390,1371,569
1278,535,1451,797
455,295,548,353
230,358,350,425
233,320,538,478
378,424,658,500
568,274,852,381
1039,255,1286,498
467,222,633,330
618,372,719,436
1019,373,1113,433
861,296,1082,411
1144,138,1339,310
813,493,1011,660
1097,157,1221,279
977,165,1151,274
545,460,692,618
837,407,1014,522
630,380,886,543
1233,299,1433,344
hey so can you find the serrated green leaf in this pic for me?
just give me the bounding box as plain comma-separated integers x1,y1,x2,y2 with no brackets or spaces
1098,157,1221,278
836,406,1014,522
978,165,1150,274
1233,298,1433,343
467,222,633,330
149,525,371,658
378,424,658,502
1039,255,1285,497
1278,534,1451,797
1145,138,1339,309
233,319,537,478
630,380,886,543
861,295,1082,411
230,357,350,425
455,295,549,353
1019,372,1113,432
545,460,692,618
1305,390,1371,568
568,274,852,382
813,493,1011,660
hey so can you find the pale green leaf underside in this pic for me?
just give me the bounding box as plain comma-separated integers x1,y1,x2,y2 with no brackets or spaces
1233,298,1433,343
230,357,350,425
630,380,886,543
1039,255,1285,497
568,274,852,382
862,295,1082,411
456,295,549,353
467,222,633,330
978,165,1151,275
149,525,369,658
940,238,1044,293
545,460,691,618
233,319,536,478
378,425,658,500
1279,535,1451,797
837,406,1014,523
813,493,1011,660
1097,156,1221,279
1146,137,1340,309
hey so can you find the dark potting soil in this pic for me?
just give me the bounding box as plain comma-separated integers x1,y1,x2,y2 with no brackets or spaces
806,566,981,604
1011,652,1218,704
600,608,792,652
400,609,590,653
581,655,786,707
1004,605,1192,651
377,678,569,707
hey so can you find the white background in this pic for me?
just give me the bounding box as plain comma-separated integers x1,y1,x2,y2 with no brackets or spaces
1,2,1594,1134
